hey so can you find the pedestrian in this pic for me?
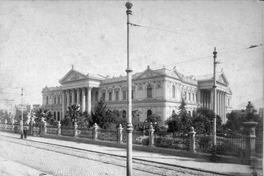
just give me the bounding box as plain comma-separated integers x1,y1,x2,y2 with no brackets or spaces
23,125,28,139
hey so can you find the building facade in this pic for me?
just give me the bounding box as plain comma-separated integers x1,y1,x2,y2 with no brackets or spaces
41,66,232,123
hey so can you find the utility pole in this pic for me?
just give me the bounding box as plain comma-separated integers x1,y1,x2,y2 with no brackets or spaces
212,47,218,160
125,2,133,176
20,88,24,139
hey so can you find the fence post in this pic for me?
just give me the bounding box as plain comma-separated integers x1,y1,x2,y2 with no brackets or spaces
4,119,7,130
57,121,61,136
74,122,78,138
11,121,14,131
43,121,47,133
243,101,258,165
93,123,98,140
117,124,123,144
189,127,196,153
149,122,155,147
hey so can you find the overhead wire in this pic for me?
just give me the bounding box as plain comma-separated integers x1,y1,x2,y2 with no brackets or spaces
129,22,262,67
129,23,250,46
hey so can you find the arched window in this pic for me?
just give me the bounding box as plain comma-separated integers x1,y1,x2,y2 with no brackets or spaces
46,96,48,105
147,85,152,98
57,111,60,121
172,85,175,98
122,110,126,118
147,110,152,117
172,110,175,115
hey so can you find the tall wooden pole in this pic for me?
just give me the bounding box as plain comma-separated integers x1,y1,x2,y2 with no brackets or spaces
212,47,217,160
20,88,24,139
125,2,133,176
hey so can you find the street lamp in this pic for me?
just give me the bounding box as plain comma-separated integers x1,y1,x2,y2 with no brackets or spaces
125,2,133,176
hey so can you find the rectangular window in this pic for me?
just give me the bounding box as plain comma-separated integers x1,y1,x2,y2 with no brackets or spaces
109,92,112,101
132,90,134,99
115,91,119,100
54,97,56,104
189,93,191,101
123,91,126,100
102,93,106,101
184,92,187,100
192,93,194,101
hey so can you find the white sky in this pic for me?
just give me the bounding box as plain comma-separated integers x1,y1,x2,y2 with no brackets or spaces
0,1,263,112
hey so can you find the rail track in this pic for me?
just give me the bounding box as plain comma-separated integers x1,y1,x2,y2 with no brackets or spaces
0,134,227,176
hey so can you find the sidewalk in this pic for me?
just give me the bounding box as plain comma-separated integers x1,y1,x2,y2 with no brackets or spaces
0,131,255,176
0,155,52,176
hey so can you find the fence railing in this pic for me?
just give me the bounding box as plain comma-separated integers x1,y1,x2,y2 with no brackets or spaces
0,121,261,161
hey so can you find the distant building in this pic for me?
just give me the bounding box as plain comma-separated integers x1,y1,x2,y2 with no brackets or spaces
32,104,41,112
41,66,232,123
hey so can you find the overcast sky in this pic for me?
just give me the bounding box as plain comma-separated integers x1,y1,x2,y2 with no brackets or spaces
0,1,263,112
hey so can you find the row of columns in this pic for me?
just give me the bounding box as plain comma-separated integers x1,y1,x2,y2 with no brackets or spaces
216,90,226,122
198,89,226,122
61,87,93,119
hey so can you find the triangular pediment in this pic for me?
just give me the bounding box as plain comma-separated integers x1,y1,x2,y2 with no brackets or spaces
59,69,88,84
217,72,229,85
134,68,163,79
167,70,182,80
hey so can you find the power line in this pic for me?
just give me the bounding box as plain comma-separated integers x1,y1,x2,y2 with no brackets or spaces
129,22,257,46
150,43,262,68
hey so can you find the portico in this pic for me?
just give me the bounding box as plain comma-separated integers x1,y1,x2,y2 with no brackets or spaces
58,67,102,118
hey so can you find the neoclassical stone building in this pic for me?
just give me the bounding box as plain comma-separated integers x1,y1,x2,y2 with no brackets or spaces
41,66,232,123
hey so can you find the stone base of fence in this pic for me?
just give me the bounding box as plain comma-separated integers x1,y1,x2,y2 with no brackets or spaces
40,132,249,165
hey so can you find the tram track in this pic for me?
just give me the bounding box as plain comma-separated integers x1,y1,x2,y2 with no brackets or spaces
0,134,227,176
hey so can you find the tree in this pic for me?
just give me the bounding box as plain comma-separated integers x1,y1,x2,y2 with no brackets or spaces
15,112,28,124
132,110,141,131
166,114,181,137
166,99,192,136
177,99,192,134
66,104,81,125
90,98,113,129
192,107,222,135
34,108,54,125
77,111,91,128
0,110,12,123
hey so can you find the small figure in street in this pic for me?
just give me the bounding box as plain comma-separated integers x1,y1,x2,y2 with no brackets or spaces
23,125,28,139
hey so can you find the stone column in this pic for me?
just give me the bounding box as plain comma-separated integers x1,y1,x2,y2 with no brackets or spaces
66,90,70,108
210,89,213,110
62,91,65,120
153,82,156,98
76,88,80,106
148,122,155,147
223,92,226,123
81,88,86,112
87,87,92,113
197,90,201,105
71,89,75,105
189,127,196,153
